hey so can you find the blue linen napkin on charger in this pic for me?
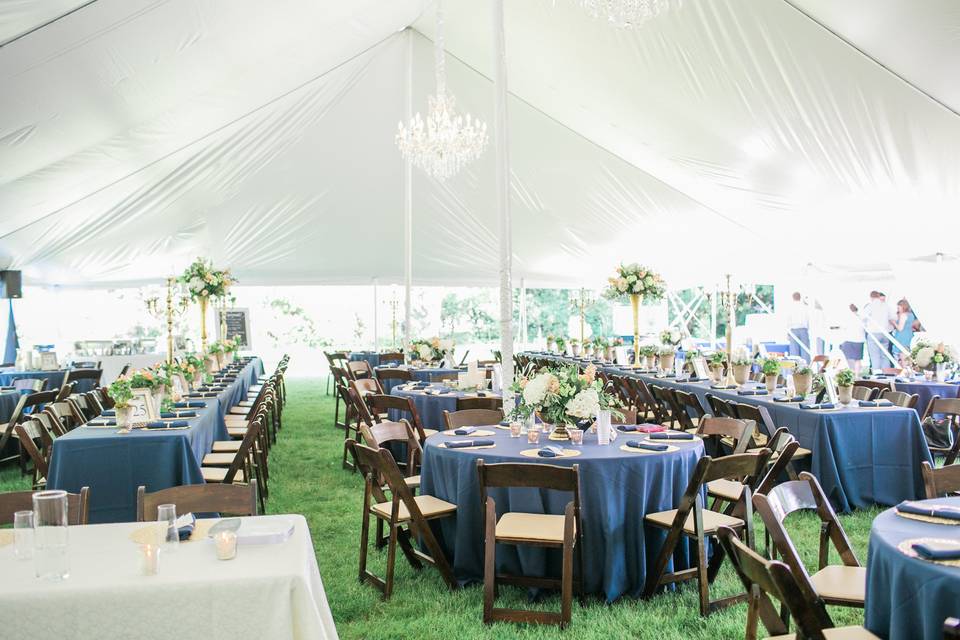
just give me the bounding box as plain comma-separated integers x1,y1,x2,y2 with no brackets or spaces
445,439,494,448
537,446,565,458
617,424,638,432
912,540,960,560
498,420,510,427
144,420,190,429
626,440,668,452
176,513,196,541
101,409,116,416
649,432,695,440
896,500,960,522
738,389,768,396
799,402,835,410
88,419,116,426
774,396,806,403
160,411,197,419
454,426,477,436
858,400,894,408
174,401,206,408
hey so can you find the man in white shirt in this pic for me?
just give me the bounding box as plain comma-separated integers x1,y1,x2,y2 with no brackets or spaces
786,292,810,358
850,291,896,370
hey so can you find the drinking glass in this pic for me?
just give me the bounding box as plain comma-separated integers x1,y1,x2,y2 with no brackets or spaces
13,510,34,561
568,428,584,446
527,428,541,445
32,490,69,581
509,422,522,438
157,504,180,551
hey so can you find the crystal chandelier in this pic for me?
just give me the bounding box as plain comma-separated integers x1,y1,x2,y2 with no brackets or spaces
577,0,680,28
396,0,488,181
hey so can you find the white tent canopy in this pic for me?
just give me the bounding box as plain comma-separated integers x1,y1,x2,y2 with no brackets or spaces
1,0,958,290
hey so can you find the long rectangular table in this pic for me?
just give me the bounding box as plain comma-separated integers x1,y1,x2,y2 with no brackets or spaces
0,368,97,393
47,357,264,523
0,514,338,640
533,354,933,511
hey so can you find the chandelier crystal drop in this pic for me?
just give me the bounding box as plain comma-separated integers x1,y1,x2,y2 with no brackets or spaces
395,0,488,181
577,0,680,28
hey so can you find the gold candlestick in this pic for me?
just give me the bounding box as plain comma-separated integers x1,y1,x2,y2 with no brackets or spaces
721,274,738,386
570,288,595,345
199,296,209,353
631,293,643,368
146,277,190,365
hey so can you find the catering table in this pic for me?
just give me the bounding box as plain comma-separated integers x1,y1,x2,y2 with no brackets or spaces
390,384,497,429
0,368,97,393
865,497,960,640
531,354,932,511
47,357,263,523
420,428,705,602
0,514,338,640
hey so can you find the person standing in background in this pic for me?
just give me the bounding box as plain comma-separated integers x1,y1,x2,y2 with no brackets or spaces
891,299,917,366
850,291,896,372
786,291,810,358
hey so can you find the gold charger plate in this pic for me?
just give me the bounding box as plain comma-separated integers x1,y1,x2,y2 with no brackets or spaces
619,443,679,454
896,509,960,526
443,429,496,437
518,448,582,458
897,537,960,567
129,519,217,545
440,442,496,450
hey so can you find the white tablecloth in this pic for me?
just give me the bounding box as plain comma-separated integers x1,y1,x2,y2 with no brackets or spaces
0,514,339,640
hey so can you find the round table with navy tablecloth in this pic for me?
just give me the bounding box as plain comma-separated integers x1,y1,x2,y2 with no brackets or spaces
390,385,496,429
865,497,960,640
420,429,705,602
890,378,960,417
376,366,462,394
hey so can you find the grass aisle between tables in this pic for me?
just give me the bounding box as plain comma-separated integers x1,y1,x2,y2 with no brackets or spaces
0,378,880,639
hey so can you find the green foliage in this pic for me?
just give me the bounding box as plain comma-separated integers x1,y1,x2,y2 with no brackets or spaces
761,358,781,376
835,368,855,387
671,285,775,340
521,289,614,344
795,365,812,376
107,376,133,407
128,370,159,389
708,351,727,366
265,298,331,350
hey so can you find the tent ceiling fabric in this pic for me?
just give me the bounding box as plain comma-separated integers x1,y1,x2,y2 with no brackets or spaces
0,0,958,288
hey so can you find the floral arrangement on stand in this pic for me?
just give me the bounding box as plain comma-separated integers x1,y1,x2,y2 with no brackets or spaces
910,336,956,380
409,337,454,363
510,364,621,440
659,328,683,347
603,264,667,300
179,258,233,301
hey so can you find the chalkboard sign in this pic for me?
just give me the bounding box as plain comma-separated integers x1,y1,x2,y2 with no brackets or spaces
217,307,251,349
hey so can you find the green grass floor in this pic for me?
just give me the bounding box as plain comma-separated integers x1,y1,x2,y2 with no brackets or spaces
0,378,881,639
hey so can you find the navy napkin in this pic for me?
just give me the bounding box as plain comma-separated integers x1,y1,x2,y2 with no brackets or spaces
858,400,894,408
711,384,737,390
617,424,638,432
537,446,564,458
160,411,197,419
912,541,960,560
738,389,768,396
445,439,494,448
101,409,116,416
454,426,477,435
774,396,806,403
498,420,511,427
89,419,116,426
799,402,835,410
897,500,960,522
649,432,695,440
145,420,190,429
174,401,206,408
185,392,217,398
177,513,197,541
626,440,668,452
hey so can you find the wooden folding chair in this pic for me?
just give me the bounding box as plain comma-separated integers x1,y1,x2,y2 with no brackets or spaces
368,393,436,443
347,360,374,380
734,403,811,479
920,461,960,498
878,389,918,409
851,385,878,401
137,481,258,521
921,397,960,465
15,420,51,488
456,396,503,411
717,527,879,640
704,392,737,418
349,440,457,599
753,472,865,609
378,352,405,366
443,408,504,431
64,368,103,390
643,450,770,616
374,367,413,391
201,419,263,513
673,389,706,433
648,384,680,428
0,486,90,525
477,460,584,628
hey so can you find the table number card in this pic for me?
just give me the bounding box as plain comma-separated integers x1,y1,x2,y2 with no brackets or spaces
692,357,709,379
822,371,840,405
130,388,159,422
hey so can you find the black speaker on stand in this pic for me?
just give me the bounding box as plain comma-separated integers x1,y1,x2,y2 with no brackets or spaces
0,271,22,299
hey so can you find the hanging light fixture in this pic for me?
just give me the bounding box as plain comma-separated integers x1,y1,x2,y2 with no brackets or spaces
576,0,680,29
396,0,488,181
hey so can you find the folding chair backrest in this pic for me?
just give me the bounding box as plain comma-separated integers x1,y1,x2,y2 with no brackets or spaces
920,461,960,498
378,352,405,366
879,389,918,408
705,392,736,418
731,402,776,440
375,368,413,384
0,487,90,525
15,422,49,480
347,360,374,380
697,416,755,454
351,441,418,511
443,408,504,430
456,396,502,411
65,369,103,386
351,378,383,398
13,378,45,393
137,481,258,521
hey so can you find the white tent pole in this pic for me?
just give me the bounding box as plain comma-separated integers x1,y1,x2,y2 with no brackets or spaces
520,276,528,349
492,0,513,410
372,278,379,351
403,28,413,353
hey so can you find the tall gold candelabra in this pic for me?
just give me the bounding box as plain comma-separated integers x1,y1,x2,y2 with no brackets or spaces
145,277,190,365
389,293,399,347
571,288,595,344
720,274,738,386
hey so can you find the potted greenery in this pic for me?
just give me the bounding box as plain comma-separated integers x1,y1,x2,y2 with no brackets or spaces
555,336,567,355
835,368,855,405
761,358,781,393
658,346,676,374
570,338,581,357
793,365,813,397
707,351,726,383
731,355,753,385
108,375,135,428
545,334,556,352
583,339,594,357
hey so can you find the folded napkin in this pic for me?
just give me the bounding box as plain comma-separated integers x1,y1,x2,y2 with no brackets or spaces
89,420,116,426
896,500,960,522
185,392,217,398
649,432,695,440
626,440,668,452
616,424,638,432
711,385,737,390
174,401,206,408
799,402,835,410
738,389,767,396
637,424,668,433
499,420,511,427
101,409,116,416
454,426,477,436
160,411,197,419
911,541,960,560
177,513,197,541
144,420,190,429
537,446,564,458
774,396,806,403
445,439,494,449
858,400,894,408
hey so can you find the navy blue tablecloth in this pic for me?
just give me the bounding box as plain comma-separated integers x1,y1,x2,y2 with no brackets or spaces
47,357,262,523
390,386,478,429
865,497,960,640
891,379,959,416
377,366,461,394
0,369,98,393
421,429,705,602
0,389,19,422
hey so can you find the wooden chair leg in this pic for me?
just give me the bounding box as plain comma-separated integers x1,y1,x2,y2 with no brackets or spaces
358,506,371,584
694,499,710,617
483,499,496,624
560,532,573,627
642,525,684,598
384,523,399,600
375,518,386,549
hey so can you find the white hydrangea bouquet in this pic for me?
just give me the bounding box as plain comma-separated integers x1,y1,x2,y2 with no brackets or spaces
510,364,620,427
408,337,455,363
179,257,233,302
602,263,666,301
659,328,683,346
910,335,956,370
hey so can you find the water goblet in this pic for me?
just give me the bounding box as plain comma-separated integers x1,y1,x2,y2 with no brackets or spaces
13,510,34,561
157,504,180,551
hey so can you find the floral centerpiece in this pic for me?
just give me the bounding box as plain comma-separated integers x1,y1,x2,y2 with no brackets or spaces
835,368,855,404
707,351,726,382
554,336,568,355
510,364,621,440
793,365,813,396
603,264,666,368
910,336,956,381
183,353,209,386
179,257,234,353
569,338,581,357
659,328,682,347
129,369,166,412
107,375,135,427
761,358,781,393
638,344,658,369
731,347,753,385
409,337,454,364
546,334,556,352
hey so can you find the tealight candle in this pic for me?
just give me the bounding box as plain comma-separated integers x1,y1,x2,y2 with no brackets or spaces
214,530,238,560
509,422,522,438
140,544,160,576
527,429,541,445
